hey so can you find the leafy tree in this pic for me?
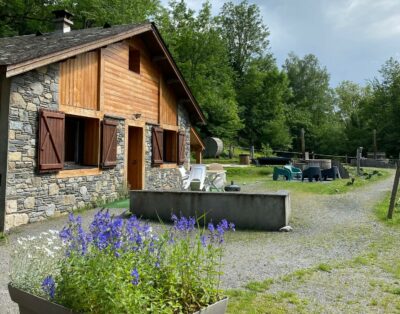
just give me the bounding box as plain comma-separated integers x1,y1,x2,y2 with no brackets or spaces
218,0,270,77
0,0,55,36
0,0,160,36
361,58,400,157
283,53,334,151
237,57,292,149
59,0,160,28
158,1,242,141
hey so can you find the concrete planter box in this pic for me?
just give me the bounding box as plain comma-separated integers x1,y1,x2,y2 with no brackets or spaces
8,284,75,314
194,298,229,314
130,190,290,231
9,284,228,314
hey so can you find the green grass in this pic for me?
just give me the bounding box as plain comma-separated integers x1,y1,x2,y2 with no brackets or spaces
103,198,130,209
0,232,7,245
226,289,308,314
374,192,400,226
226,166,390,195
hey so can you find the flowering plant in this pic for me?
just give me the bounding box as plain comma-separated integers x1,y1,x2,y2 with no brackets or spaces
10,210,234,313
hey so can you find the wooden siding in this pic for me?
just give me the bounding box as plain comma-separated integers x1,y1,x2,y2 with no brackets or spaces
103,39,160,123
60,51,99,110
160,77,177,125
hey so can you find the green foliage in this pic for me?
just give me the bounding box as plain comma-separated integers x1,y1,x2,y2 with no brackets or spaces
283,53,334,152
237,57,292,148
59,0,160,28
158,1,242,141
218,0,270,76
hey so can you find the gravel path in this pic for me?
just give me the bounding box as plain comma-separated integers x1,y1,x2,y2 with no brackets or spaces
0,175,395,313
221,177,394,289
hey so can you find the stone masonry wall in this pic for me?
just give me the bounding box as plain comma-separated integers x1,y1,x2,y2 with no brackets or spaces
5,64,125,230
144,103,191,190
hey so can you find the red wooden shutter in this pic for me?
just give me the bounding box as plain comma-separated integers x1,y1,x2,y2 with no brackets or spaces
178,130,186,165
152,126,164,165
38,109,65,172
102,119,118,168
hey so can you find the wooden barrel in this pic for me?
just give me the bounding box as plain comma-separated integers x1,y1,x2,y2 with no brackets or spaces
204,137,223,158
239,154,250,165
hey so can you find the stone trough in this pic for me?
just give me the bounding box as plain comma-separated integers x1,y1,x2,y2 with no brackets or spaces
130,190,291,231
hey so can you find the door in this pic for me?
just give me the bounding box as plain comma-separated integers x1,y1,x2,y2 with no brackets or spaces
127,126,143,190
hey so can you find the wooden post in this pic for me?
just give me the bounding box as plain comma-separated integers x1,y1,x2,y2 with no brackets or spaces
388,162,400,219
195,149,202,164
228,145,233,159
373,129,377,159
300,128,305,159
250,146,254,160
356,147,363,176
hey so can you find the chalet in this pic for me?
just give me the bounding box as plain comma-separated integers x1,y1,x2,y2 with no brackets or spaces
0,11,206,231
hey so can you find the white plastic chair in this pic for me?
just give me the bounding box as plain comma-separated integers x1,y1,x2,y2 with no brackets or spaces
179,166,190,190
188,164,207,191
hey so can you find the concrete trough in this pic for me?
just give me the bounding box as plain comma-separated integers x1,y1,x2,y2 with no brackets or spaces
130,191,291,231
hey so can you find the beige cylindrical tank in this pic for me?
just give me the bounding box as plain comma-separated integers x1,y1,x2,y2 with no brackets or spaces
204,137,223,158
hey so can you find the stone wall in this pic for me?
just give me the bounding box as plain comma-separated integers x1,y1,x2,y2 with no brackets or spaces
144,103,191,190
5,64,125,230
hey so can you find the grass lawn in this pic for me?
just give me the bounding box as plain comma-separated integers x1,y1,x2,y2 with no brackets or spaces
374,192,400,226
226,166,390,195
103,198,130,208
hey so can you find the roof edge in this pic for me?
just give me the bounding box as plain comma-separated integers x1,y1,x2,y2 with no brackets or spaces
149,23,205,125
5,24,152,78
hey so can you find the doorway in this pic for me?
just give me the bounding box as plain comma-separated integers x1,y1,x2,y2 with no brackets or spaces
127,126,144,190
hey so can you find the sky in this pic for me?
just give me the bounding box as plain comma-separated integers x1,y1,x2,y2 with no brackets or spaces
160,0,400,87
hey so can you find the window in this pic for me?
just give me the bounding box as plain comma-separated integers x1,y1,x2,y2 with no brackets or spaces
152,126,186,166
64,116,100,169
129,47,140,74
163,130,177,163
38,109,118,173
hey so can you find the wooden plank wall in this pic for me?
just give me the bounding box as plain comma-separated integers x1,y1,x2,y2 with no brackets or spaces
160,77,177,125
103,39,160,124
60,51,99,110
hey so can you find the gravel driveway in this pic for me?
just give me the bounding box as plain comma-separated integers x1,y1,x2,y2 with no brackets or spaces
0,174,395,313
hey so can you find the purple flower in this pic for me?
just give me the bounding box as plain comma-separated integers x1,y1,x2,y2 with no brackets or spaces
207,223,215,233
172,214,195,232
131,268,140,285
200,235,207,247
42,275,55,299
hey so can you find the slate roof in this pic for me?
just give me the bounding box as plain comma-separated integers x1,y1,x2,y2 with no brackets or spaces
0,23,149,66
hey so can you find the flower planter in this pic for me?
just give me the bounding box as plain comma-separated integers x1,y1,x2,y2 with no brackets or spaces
193,297,229,314
9,284,228,314
8,284,75,314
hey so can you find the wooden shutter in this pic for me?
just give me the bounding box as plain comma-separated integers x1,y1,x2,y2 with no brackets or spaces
38,109,65,172
102,119,118,168
152,126,163,165
178,130,186,165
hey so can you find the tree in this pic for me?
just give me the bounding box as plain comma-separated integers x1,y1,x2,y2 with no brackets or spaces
0,0,55,36
158,1,242,141
218,0,270,77
283,53,334,152
361,58,400,157
59,0,160,29
237,57,292,149
0,0,160,36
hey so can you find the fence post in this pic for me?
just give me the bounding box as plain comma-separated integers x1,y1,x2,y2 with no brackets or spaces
388,162,400,219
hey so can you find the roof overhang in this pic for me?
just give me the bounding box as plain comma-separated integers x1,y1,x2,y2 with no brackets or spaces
190,127,205,150
4,23,205,124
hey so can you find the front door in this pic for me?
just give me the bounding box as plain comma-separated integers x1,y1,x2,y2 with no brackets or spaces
127,126,143,190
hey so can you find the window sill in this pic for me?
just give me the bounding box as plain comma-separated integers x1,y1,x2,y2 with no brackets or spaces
159,163,178,169
56,168,102,178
